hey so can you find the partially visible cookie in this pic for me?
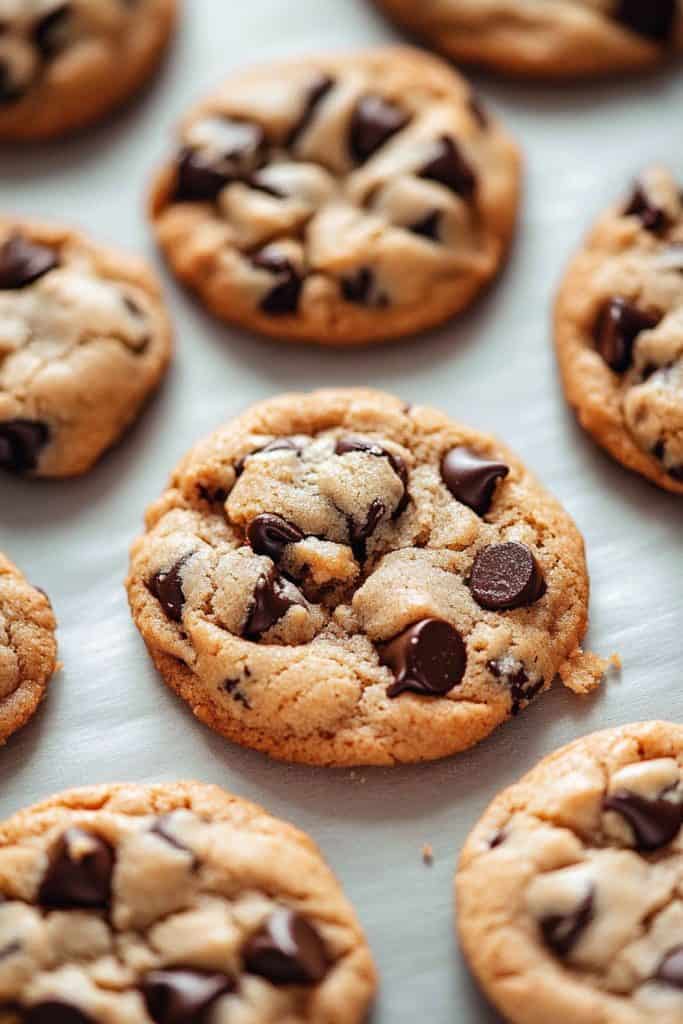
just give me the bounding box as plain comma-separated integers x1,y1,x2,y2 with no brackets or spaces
0,781,377,1022
0,219,172,479
374,0,683,78
150,46,521,346
457,722,683,1024
556,167,683,495
127,387,602,767
0,0,178,141
0,552,57,745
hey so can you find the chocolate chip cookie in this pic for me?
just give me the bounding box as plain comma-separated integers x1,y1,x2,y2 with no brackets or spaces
0,552,57,745
0,219,172,479
456,722,683,1024
0,781,377,1022
0,0,177,141
374,0,683,78
149,47,521,346
126,388,603,767
556,168,683,495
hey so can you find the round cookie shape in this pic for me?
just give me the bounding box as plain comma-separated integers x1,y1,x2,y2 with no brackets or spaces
374,0,683,79
456,722,683,1024
149,47,521,346
126,388,600,767
0,781,377,1022
0,219,172,479
0,552,57,745
0,0,178,141
555,167,683,495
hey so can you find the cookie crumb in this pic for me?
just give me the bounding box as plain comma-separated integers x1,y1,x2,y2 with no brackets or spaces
559,649,613,695
422,843,434,865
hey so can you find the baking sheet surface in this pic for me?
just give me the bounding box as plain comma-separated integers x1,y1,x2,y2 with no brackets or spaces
1,2,682,1020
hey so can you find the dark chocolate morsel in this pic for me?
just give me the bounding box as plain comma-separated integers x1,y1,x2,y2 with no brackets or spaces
441,447,509,516
489,830,506,849
539,887,594,958
0,234,58,289
175,148,232,202
287,74,334,147
488,659,544,716
594,297,660,373
175,120,266,202
656,946,683,989
38,828,114,909
379,618,467,699
0,420,50,475
614,0,676,42
243,909,328,985
33,4,72,59
419,136,477,199
341,267,386,307
147,559,188,623
247,513,304,562
141,969,234,1024
235,437,305,477
408,209,442,242
602,791,682,852
349,95,409,164
349,498,386,561
244,568,306,639
470,542,546,611
623,183,669,234
335,436,409,517
24,1002,94,1024
251,249,302,316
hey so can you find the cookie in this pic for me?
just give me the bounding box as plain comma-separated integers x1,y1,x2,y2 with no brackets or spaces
456,721,683,1024
0,781,377,1022
149,46,521,346
0,219,172,479
126,387,603,767
0,552,57,745
555,167,683,495
0,0,178,141
374,0,683,78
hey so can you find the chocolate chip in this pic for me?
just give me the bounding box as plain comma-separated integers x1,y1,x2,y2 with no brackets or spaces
0,58,25,105
379,619,467,699
224,678,251,708
539,887,594,958
142,969,234,1024
251,249,302,316
594,298,660,373
24,1003,94,1024
488,659,544,716
408,209,442,242
235,437,305,477
419,137,476,199
38,829,114,910
175,148,232,202
624,183,669,234
349,95,409,164
0,234,58,289
656,946,683,989
341,267,387,307
244,909,328,985
441,447,509,516
0,420,49,475
175,120,267,202
489,830,506,849
470,542,546,611
150,816,196,862
287,74,334,147
33,4,72,59
244,568,306,640
349,498,386,561
335,436,409,517
247,514,304,562
614,0,676,42
602,791,682,851
147,559,188,623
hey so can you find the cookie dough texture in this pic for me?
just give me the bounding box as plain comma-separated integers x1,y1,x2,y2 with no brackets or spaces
556,167,683,495
0,781,376,1023
0,219,172,479
0,0,178,141
456,722,683,1024
127,388,599,767
374,0,683,78
0,553,57,745
149,46,521,346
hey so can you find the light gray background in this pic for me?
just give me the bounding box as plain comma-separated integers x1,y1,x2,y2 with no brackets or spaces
1,2,682,1020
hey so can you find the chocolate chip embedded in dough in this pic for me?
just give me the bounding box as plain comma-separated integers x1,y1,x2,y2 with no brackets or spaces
602,791,682,851
419,137,477,199
141,969,235,1024
408,209,442,242
0,234,58,289
243,569,306,640
33,4,72,59
379,618,467,698
243,909,328,985
38,828,114,910
287,74,334,147
175,120,267,202
623,182,669,234
24,1002,95,1024
593,297,660,373
539,887,594,958
147,559,188,623
470,543,546,611
349,95,409,164
441,447,509,516
0,420,50,475
251,248,302,316
247,514,305,563
341,267,387,308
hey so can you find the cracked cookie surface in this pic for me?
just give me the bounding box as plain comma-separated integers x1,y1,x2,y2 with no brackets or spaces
0,552,57,745
149,47,521,346
556,167,683,495
126,388,601,767
374,0,683,78
0,0,178,140
456,722,683,1024
0,781,376,1023
0,219,172,479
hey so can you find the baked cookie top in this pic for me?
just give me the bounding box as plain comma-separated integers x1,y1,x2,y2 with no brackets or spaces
0,219,172,479
127,388,601,767
555,167,683,495
457,722,683,1024
0,552,57,746
374,0,683,78
149,47,521,346
0,0,177,140
0,781,376,1023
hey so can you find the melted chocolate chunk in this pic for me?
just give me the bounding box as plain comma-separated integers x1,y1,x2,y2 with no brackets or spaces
244,569,306,639
287,74,334,147
420,137,477,199
656,946,683,989
175,120,267,202
602,791,682,851
0,234,58,289
33,4,72,59
147,559,188,623
38,828,114,910
243,909,328,985
25,1003,94,1024
408,209,442,242
488,659,543,716
441,447,509,516
142,969,234,1024
470,542,546,611
539,887,594,958
349,95,409,164
0,420,50,475
489,830,506,849
614,0,676,42
335,436,409,517
247,513,304,562
175,148,232,202
379,618,467,699
594,297,660,373
348,498,386,561
251,249,302,316
341,267,387,307
624,183,669,234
